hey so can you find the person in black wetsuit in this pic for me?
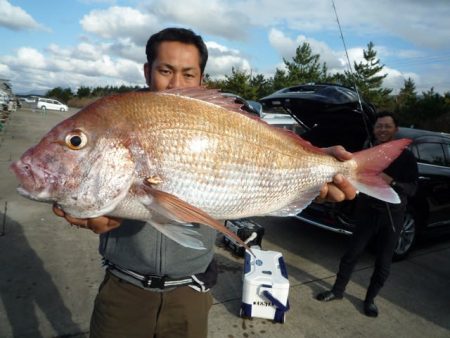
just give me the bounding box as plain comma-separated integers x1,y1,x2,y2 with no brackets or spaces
316,111,418,317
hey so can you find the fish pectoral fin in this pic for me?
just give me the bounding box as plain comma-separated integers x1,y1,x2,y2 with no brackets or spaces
141,186,249,251
149,220,206,250
267,186,322,217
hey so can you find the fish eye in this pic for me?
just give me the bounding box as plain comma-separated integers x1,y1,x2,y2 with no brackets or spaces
65,131,88,150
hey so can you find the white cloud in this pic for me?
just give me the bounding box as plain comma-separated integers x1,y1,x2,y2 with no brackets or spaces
0,0,47,31
80,6,159,44
0,43,145,93
204,41,251,77
238,0,335,31
205,41,240,56
206,55,251,77
81,1,250,45
383,67,419,95
240,0,450,50
150,0,250,40
15,47,47,69
74,42,103,61
0,63,12,77
268,29,297,58
350,0,450,49
206,41,240,55
108,38,145,63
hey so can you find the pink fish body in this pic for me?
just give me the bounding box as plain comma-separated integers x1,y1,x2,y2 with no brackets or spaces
10,88,411,249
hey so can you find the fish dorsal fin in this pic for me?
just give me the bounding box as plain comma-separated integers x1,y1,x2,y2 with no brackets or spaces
159,87,327,155
158,87,259,118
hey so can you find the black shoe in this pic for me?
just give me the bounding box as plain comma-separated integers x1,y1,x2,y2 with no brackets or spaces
316,290,343,302
364,300,379,317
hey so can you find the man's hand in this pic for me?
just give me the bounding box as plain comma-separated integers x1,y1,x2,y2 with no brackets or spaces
317,146,357,203
52,204,122,234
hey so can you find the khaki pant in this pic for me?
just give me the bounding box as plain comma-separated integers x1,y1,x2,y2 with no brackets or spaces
90,272,213,338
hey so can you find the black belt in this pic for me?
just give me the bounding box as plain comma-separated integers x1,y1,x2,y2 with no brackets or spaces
103,259,194,290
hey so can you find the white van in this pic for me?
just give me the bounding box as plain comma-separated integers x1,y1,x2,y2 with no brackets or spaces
36,98,68,112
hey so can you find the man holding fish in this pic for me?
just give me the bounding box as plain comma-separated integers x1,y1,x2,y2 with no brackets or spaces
19,27,374,337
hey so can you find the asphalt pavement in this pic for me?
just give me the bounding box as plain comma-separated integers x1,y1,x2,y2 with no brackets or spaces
1,106,449,338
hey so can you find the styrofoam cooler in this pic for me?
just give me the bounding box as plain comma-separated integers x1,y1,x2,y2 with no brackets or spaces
240,247,290,323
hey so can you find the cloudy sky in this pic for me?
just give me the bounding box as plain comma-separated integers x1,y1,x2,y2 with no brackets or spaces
0,0,449,95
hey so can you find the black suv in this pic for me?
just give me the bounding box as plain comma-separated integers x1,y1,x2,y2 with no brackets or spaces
259,84,450,260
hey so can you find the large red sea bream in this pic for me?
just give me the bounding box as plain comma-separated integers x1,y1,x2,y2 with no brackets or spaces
10,88,411,249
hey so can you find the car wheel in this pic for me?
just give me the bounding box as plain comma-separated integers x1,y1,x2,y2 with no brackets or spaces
392,209,416,261
41,106,46,111
60,108,65,111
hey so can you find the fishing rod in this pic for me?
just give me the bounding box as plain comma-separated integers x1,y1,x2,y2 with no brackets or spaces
331,0,373,145
331,0,397,233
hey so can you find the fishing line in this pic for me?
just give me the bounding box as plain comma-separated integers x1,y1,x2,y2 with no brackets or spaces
331,0,396,233
331,0,372,145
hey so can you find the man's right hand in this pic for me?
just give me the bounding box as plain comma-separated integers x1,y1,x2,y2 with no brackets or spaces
317,146,357,203
52,204,122,234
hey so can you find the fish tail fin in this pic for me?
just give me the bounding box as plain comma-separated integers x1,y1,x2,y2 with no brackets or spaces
349,138,412,204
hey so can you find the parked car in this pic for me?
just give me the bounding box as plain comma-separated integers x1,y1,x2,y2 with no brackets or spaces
20,97,37,103
36,98,68,112
223,93,304,132
259,83,450,260
295,127,450,260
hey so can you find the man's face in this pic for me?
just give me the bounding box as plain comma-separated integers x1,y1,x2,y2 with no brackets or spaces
373,116,398,144
144,41,203,92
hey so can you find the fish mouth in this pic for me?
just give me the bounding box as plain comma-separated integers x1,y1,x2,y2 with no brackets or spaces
10,159,56,201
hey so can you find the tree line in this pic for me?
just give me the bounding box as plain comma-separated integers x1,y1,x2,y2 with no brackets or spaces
46,42,450,133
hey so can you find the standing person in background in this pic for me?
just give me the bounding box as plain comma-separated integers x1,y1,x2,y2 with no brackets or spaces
316,111,418,318
53,27,358,338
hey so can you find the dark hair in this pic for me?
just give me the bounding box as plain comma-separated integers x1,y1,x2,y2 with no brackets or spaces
376,111,398,127
145,27,208,74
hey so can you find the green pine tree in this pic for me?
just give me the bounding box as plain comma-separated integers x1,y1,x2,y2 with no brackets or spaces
346,42,392,107
395,78,417,126
272,42,329,91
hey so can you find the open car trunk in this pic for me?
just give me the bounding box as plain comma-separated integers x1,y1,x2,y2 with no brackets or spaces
259,84,376,152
